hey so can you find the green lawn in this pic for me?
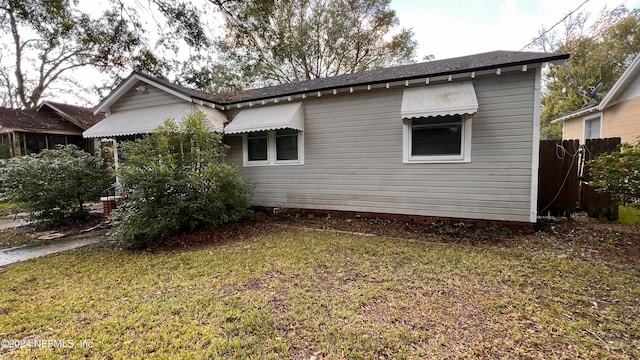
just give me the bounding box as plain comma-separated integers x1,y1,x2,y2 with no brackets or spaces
0,219,638,359
619,205,640,226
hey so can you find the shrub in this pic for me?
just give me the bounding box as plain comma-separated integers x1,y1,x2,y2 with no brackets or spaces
108,112,254,248
589,140,640,207
0,145,111,225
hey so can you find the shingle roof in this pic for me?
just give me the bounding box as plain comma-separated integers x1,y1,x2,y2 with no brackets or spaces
0,107,82,132
215,50,569,104
39,101,104,129
131,72,221,103
99,50,569,110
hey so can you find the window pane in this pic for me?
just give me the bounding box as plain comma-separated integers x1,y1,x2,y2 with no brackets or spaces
585,117,601,140
411,116,462,156
276,129,298,161
25,134,47,154
247,131,267,161
48,135,66,149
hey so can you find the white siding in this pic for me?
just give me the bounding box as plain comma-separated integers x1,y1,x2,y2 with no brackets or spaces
617,72,640,103
225,71,537,222
111,81,184,112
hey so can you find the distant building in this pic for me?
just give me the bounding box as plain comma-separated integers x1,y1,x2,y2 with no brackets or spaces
552,53,640,143
0,101,102,157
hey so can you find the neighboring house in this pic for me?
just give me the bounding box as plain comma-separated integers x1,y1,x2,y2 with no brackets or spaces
552,53,640,143
86,50,569,226
0,101,102,157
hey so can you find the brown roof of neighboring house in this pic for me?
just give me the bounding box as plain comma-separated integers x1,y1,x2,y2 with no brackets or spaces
39,101,104,129
0,107,82,133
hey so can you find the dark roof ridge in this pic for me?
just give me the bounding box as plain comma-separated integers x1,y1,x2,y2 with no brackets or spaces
112,50,569,108
131,71,220,104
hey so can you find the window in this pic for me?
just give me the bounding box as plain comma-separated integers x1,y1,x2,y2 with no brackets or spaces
400,82,477,164
24,134,47,154
243,129,303,166
275,129,299,161
403,114,472,163
247,131,268,161
584,114,602,141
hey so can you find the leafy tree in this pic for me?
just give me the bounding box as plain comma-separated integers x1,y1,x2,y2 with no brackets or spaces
175,56,244,94
109,112,254,248
531,6,640,140
210,0,418,87
0,0,211,108
0,145,110,225
589,140,640,207
0,0,141,108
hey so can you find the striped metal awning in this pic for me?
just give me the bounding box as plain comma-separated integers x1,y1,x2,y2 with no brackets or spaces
224,102,304,134
401,82,478,119
83,103,226,138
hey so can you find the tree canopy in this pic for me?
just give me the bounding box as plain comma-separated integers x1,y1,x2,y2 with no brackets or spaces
0,0,210,108
531,6,640,140
209,0,418,88
0,0,419,107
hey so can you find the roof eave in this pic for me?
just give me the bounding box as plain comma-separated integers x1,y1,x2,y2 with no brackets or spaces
598,53,640,110
93,72,223,115
39,101,90,130
223,53,570,106
551,105,599,123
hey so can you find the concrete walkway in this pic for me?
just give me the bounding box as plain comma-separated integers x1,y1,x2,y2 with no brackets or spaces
0,231,105,267
0,213,31,231
0,203,107,267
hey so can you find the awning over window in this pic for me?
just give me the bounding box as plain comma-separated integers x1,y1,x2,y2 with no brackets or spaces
224,102,304,134
401,82,478,119
83,103,226,138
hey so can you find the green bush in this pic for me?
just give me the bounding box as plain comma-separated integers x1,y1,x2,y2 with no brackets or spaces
108,112,254,248
589,140,640,207
0,145,110,225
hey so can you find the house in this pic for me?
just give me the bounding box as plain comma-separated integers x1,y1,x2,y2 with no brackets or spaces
552,53,640,143
0,101,102,157
85,50,569,226
84,73,227,139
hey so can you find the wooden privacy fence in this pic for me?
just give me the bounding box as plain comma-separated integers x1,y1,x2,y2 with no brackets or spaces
581,138,621,219
537,137,621,219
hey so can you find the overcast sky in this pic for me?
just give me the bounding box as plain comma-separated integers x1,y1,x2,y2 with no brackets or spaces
391,0,640,60
54,0,640,106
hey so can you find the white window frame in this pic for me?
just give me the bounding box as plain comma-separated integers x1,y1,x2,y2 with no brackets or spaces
243,129,304,167
402,114,472,164
583,113,602,142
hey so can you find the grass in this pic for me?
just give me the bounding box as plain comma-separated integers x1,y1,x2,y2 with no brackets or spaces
0,219,639,359
0,201,16,216
619,205,640,226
